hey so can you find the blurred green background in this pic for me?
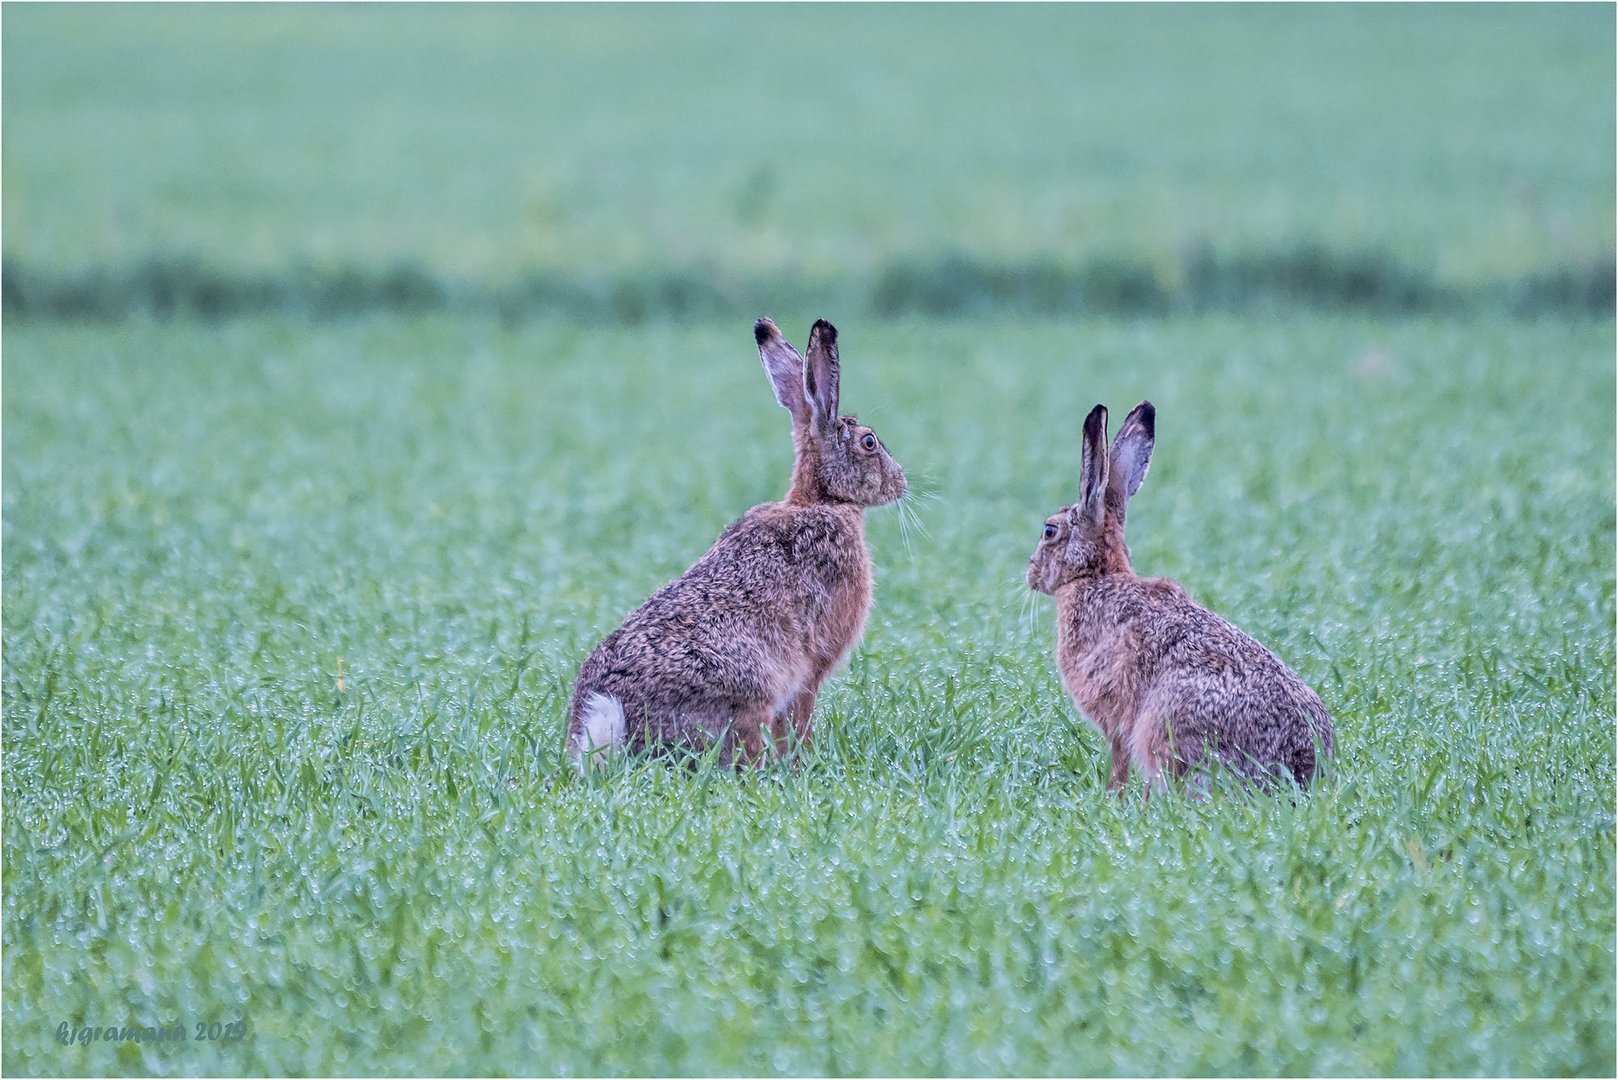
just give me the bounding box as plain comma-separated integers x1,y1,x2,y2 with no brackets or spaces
3,3,1613,314
3,4,1614,1077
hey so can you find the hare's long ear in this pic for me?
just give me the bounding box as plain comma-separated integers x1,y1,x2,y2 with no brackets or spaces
1108,400,1155,521
804,318,841,433
1078,404,1109,529
755,317,808,426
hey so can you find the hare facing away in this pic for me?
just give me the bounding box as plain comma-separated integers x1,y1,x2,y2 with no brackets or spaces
567,318,906,770
1027,402,1333,793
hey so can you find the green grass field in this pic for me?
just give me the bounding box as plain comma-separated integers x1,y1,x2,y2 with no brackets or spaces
3,5,1614,1077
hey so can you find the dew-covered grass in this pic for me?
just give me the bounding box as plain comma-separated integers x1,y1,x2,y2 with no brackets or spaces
3,312,1612,1075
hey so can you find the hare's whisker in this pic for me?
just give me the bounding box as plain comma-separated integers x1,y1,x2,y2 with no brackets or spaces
897,493,932,542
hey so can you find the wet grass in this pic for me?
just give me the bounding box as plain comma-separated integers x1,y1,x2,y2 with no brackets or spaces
3,313,1613,1075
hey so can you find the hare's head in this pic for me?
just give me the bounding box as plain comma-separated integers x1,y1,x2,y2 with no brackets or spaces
1027,401,1155,595
755,317,906,508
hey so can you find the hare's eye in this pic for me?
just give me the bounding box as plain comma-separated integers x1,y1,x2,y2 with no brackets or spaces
1043,523,1059,541
861,433,877,451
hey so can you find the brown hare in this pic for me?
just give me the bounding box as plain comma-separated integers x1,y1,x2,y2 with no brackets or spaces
1028,402,1333,794
568,318,906,770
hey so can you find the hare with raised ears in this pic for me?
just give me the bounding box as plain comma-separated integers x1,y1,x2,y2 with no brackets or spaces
1027,402,1333,794
567,318,906,770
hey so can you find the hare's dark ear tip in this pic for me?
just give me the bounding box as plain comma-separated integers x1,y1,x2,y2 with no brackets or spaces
753,317,779,345
1133,400,1156,434
1084,403,1108,431
809,318,837,343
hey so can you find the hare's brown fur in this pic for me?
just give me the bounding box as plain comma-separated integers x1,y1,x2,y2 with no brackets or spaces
1029,402,1333,792
568,318,904,769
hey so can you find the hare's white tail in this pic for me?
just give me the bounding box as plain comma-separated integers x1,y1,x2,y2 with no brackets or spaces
571,692,626,773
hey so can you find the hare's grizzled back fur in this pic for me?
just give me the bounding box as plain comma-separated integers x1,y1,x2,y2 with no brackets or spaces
568,318,905,769
1028,402,1333,792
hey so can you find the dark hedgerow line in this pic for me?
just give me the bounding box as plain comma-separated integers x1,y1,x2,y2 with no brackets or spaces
2,249,1612,323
